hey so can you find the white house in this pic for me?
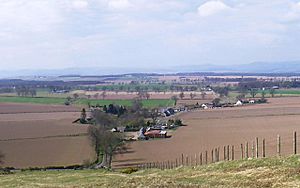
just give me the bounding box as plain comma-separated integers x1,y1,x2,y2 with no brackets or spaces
235,100,243,106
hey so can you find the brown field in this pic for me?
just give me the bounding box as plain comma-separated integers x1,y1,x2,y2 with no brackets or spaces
2,98,300,169
0,103,79,114
0,103,95,168
113,97,300,168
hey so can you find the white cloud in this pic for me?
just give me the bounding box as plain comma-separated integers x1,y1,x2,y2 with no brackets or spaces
283,1,300,22
197,0,232,17
108,0,132,10
72,0,89,10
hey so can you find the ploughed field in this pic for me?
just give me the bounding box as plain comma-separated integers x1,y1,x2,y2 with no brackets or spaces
0,103,95,168
113,97,300,168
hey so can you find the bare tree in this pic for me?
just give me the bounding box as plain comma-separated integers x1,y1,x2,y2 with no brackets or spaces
261,90,266,99
94,93,99,99
88,111,125,169
201,92,206,100
190,93,196,100
179,92,185,100
145,92,150,100
100,91,107,100
171,95,178,106
250,89,257,98
270,89,275,97
73,93,79,100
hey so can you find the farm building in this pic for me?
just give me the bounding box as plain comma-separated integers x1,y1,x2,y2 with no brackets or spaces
144,130,167,138
235,100,243,106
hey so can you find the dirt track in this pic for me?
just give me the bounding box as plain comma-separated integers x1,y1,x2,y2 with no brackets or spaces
113,97,300,168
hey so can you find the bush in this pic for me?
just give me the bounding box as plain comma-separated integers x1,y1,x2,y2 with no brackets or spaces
174,119,183,126
121,167,138,174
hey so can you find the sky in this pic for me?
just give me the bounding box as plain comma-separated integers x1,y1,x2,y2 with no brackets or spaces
1,0,300,71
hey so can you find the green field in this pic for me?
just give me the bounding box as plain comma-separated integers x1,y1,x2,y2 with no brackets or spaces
228,89,300,100
1,156,300,187
0,96,174,108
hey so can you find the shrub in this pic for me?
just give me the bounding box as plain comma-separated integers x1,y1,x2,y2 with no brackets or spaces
121,167,138,174
174,119,183,126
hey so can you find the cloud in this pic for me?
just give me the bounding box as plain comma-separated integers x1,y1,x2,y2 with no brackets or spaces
72,0,89,10
107,0,132,10
197,0,232,17
283,1,300,22
1,0,300,71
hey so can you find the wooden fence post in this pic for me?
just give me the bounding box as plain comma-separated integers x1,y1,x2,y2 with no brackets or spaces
262,139,266,158
176,158,178,168
227,145,230,161
277,135,281,157
214,148,218,162
205,151,208,164
256,137,259,158
195,153,198,166
200,153,203,165
231,145,235,161
217,147,220,162
252,141,255,158
181,154,184,166
211,149,214,163
245,142,249,159
186,155,188,166
294,131,297,155
241,144,244,159
223,146,226,161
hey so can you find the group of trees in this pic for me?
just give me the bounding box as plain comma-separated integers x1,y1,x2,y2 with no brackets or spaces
213,87,229,98
103,104,127,117
88,99,156,169
88,111,125,169
137,91,150,99
15,87,37,97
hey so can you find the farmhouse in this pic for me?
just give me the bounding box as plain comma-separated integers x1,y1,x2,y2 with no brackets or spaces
144,130,167,138
235,100,243,106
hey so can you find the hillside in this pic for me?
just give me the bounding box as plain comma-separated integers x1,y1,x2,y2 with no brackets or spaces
1,156,300,187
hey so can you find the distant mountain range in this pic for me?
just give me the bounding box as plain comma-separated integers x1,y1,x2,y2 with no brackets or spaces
2,61,300,78
177,61,300,73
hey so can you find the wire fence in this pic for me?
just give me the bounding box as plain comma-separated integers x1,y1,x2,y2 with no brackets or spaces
137,131,300,170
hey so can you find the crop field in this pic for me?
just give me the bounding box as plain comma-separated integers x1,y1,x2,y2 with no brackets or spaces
113,97,300,168
0,103,95,168
3,97,300,170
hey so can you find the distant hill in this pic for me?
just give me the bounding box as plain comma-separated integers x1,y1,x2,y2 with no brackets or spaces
2,61,300,78
178,61,300,73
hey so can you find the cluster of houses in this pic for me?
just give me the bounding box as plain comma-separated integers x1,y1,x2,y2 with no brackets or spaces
138,125,169,140
200,99,265,110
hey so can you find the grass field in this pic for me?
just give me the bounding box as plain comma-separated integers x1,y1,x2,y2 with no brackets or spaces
0,96,174,108
228,89,300,100
1,156,300,187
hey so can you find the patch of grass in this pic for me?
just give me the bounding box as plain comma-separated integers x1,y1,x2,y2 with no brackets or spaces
76,99,175,108
0,96,66,105
0,96,174,108
2,156,300,187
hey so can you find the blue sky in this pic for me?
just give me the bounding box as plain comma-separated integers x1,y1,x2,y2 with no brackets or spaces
1,0,300,71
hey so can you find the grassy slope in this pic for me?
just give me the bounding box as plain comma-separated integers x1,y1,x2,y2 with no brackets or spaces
2,156,300,187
